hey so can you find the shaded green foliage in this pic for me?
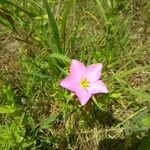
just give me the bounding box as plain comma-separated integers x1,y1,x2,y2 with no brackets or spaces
0,0,149,149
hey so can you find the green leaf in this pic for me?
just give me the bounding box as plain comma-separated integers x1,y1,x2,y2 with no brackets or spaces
129,88,150,101
124,107,149,136
40,113,59,129
139,135,150,150
95,0,107,23
0,106,15,113
61,0,74,49
0,17,11,29
49,53,71,63
43,0,62,53
142,116,150,127
28,117,35,129
0,0,35,17
57,66,68,75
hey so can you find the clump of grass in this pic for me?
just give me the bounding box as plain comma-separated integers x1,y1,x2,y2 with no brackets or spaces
0,0,150,149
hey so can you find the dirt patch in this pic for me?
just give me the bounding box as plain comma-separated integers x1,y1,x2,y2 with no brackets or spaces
0,34,21,75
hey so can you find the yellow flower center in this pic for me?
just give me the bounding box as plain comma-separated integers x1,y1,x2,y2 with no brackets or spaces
80,78,89,88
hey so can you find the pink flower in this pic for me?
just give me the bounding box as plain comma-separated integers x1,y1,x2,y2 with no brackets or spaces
60,59,108,106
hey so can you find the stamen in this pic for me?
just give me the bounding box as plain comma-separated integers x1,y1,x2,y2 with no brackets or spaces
80,78,89,88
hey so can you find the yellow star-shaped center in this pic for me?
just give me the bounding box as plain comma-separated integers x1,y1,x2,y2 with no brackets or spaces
80,78,89,88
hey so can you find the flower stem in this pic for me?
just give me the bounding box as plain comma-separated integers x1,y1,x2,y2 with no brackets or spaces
92,96,106,111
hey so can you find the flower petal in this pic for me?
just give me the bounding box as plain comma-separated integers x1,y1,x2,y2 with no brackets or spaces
70,59,86,79
88,80,108,94
86,64,102,82
60,74,78,92
75,87,92,106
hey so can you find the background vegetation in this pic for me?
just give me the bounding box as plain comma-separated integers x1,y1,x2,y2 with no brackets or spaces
0,0,150,149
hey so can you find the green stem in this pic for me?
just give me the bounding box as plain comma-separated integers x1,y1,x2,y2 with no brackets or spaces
92,96,105,111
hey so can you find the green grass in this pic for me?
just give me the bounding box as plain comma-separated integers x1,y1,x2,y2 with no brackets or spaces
0,0,150,149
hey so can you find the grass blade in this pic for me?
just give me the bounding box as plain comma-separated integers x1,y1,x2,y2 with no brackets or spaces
40,113,59,129
129,88,150,101
0,0,35,17
49,53,71,63
0,106,15,113
43,0,62,53
0,17,11,28
95,0,107,24
61,0,74,50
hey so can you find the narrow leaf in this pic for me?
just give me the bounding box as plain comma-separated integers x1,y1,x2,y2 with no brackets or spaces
0,17,11,28
49,53,71,63
40,113,59,129
0,0,35,17
142,116,150,127
129,88,150,101
43,0,62,53
61,0,74,49
0,106,15,113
